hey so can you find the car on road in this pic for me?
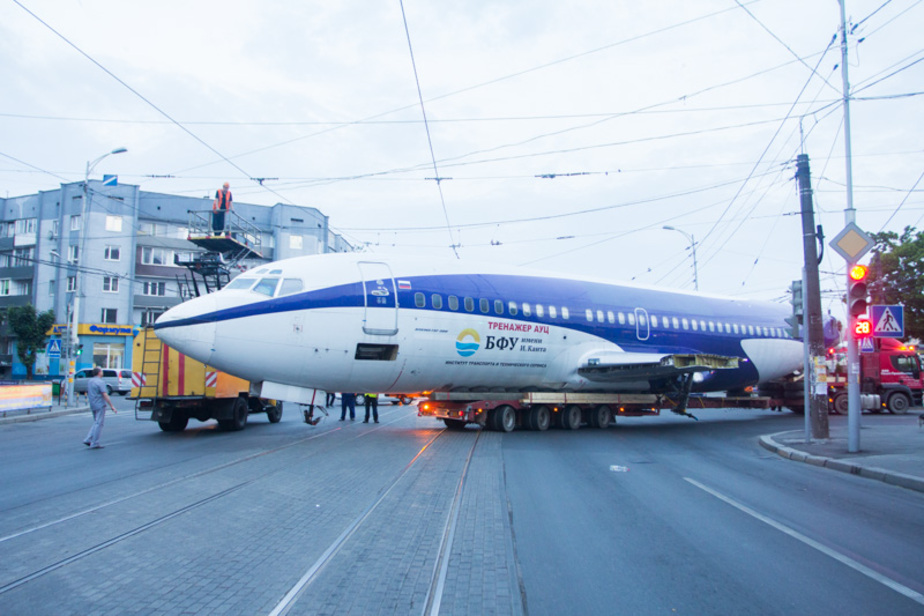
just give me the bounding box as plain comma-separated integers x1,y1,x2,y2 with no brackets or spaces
379,394,418,406
73,368,132,396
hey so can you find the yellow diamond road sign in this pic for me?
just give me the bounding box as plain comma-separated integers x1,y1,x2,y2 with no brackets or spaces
830,223,873,262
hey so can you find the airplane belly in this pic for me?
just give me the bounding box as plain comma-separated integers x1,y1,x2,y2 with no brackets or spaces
741,338,803,383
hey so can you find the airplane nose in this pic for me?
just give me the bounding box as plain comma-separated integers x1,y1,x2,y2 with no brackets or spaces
153,295,218,365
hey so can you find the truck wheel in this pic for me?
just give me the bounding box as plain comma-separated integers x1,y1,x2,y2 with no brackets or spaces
587,405,612,429
525,405,551,431
266,402,283,423
158,412,188,432
494,405,516,432
833,393,848,415
887,392,911,414
219,397,249,431
558,405,582,430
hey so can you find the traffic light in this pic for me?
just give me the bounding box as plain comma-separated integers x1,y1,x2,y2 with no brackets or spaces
847,264,869,317
75,344,84,356
790,280,804,322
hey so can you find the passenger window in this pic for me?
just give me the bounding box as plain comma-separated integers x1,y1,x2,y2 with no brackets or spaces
415,292,425,308
494,299,504,315
607,311,615,324
651,315,659,327
682,318,689,330
508,301,518,316
585,309,593,322
562,307,570,320
672,317,679,329
733,323,739,334
449,295,459,311
278,278,304,296
708,321,715,332
431,294,443,309
480,298,490,313
536,304,544,318
691,320,699,331
522,303,532,317
596,310,604,323
638,314,647,326
617,312,626,325
464,297,474,312
627,313,636,326
253,277,279,297
549,305,557,319
748,325,755,335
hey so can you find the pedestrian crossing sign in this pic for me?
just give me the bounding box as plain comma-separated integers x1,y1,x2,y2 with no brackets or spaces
859,336,875,353
871,304,904,338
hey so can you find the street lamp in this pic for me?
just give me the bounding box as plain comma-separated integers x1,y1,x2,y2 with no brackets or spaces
67,147,127,406
662,225,699,291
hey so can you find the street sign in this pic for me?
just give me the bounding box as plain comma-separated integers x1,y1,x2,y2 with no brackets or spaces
102,174,118,186
859,336,875,353
46,339,61,358
829,223,874,262
871,305,904,338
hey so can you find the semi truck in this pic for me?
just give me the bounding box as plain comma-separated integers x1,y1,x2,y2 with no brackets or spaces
826,338,923,414
131,327,282,432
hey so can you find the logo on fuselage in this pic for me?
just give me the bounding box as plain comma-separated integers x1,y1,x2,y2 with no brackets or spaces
455,329,481,357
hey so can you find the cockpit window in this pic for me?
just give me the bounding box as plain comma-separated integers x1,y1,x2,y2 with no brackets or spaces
278,278,304,296
269,269,283,275
225,277,257,290
253,277,280,297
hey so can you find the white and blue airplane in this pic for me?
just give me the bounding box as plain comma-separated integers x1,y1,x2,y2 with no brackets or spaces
153,252,803,415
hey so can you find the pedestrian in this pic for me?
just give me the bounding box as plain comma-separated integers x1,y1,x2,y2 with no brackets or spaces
363,393,379,423
82,366,117,449
212,182,232,235
340,393,356,421
326,391,336,407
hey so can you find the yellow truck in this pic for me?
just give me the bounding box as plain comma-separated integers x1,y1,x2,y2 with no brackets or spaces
131,327,282,432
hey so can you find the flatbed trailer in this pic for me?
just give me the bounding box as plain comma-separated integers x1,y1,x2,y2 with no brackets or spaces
417,391,781,431
132,327,282,432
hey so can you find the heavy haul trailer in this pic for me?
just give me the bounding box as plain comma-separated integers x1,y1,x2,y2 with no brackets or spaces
132,327,282,432
418,391,778,431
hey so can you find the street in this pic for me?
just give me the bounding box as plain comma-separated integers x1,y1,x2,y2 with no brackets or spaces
1,398,922,615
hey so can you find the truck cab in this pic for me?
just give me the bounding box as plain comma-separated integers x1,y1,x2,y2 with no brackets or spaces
861,338,923,413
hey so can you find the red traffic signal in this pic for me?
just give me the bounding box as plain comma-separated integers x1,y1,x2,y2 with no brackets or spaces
847,264,869,317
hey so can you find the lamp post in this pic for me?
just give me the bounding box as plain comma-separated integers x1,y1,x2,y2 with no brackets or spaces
663,225,699,291
67,147,127,406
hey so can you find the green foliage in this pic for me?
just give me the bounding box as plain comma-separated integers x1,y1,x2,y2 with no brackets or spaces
7,304,56,380
868,226,923,340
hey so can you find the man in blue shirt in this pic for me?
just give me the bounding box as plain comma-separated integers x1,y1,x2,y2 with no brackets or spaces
83,366,117,449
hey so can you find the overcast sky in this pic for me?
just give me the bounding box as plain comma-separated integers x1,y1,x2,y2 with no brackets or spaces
1,1,922,313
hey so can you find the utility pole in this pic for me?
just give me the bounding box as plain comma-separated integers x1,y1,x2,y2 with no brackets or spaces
795,154,829,439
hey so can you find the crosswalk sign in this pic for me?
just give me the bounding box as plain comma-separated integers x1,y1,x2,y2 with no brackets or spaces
46,339,61,358
871,305,904,338
859,336,875,353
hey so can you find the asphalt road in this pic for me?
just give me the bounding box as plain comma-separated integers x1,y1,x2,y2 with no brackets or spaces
0,398,922,615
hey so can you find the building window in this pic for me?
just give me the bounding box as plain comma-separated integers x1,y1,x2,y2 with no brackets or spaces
68,245,79,263
70,215,81,231
289,235,303,250
101,308,117,323
0,222,13,237
15,218,37,234
142,281,166,296
141,247,168,265
13,247,33,266
105,215,122,232
67,276,76,292
0,280,9,296
12,280,31,296
105,246,121,261
103,276,119,293
141,310,164,327
49,280,55,295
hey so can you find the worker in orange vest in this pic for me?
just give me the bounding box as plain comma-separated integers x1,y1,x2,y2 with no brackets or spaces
212,182,232,235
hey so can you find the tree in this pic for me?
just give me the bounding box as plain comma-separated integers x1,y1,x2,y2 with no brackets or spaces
7,304,56,380
868,226,923,341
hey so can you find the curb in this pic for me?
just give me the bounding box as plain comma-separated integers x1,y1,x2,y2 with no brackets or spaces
0,406,89,425
760,433,924,494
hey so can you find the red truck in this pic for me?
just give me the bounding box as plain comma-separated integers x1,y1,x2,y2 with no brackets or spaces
827,338,923,414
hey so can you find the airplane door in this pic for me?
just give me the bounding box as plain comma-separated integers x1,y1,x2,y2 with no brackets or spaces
358,261,398,336
635,307,650,341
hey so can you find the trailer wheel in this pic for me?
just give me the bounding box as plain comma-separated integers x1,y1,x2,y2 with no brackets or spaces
494,405,516,432
833,393,848,415
558,405,582,430
266,402,283,423
587,405,612,429
158,412,188,432
887,392,911,414
525,405,551,431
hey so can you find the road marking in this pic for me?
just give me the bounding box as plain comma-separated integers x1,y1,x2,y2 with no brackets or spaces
685,478,924,606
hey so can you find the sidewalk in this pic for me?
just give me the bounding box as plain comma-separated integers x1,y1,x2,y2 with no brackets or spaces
0,402,89,424
761,412,924,493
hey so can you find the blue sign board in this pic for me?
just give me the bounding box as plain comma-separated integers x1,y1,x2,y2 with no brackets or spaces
46,339,61,358
102,174,118,186
871,304,904,338
859,336,875,353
